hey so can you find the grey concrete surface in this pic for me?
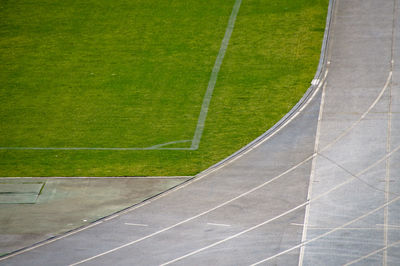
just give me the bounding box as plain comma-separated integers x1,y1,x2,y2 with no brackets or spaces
301,0,400,265
1,0,399,265
0,177,189,256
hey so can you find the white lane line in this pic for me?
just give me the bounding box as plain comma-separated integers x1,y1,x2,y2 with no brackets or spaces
291,223,395,230
69,154,317,266
299,227,392,230
250,196,400,266
343,240,400,266
160,204,308,266
384,1,397,263
207,223,231,227
191,0,242,150
377,224,400,228
160,145,400,265
299,82,327,266
320,71,392,153
124,223,148,227
384,75,392,266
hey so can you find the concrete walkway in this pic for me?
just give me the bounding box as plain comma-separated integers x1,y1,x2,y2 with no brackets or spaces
1,0,399,265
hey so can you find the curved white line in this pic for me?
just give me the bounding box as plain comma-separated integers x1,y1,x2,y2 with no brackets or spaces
251,195,400,266
343,240,400,266
160,144,400,265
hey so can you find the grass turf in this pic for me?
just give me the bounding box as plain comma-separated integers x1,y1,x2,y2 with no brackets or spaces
0,0,328,176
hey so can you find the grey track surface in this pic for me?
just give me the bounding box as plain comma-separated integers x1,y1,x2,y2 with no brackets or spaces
0,177,190,255
1,0,400,265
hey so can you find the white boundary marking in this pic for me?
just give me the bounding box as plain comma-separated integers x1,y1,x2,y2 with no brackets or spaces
298,82,327,266
377,224,400,228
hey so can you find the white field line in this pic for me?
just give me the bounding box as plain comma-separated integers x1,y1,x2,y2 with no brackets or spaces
191,0,242,150
298,82,327,266
0,140,193,151
159,145,400,266
0,176,191,180
384,68,392,266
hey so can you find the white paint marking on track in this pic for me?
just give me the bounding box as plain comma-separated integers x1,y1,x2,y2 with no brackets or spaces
250,196,400,266
320,71,392,153
69,156,316,266
377,224,400,228
124,223,148,227
343,241,400,266
299,81,327,266
207,223,231,227
160,145,400,266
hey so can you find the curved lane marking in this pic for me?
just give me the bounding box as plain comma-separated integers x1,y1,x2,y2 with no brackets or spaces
250,195,400,266
160,144,400,266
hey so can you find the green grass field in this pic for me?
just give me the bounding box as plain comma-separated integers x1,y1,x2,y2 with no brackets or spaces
0,0,328,176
